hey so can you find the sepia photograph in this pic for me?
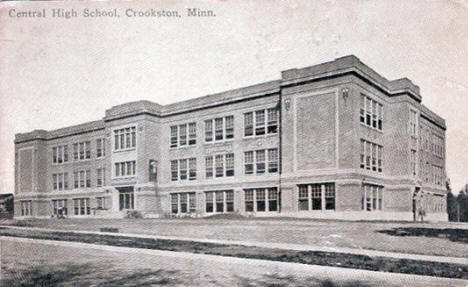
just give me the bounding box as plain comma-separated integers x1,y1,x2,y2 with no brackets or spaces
0,0,467,286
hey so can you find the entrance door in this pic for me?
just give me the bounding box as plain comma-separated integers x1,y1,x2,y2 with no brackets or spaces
118,186,134,210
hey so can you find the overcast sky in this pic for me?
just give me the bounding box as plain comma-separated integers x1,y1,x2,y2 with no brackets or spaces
1,0,467,194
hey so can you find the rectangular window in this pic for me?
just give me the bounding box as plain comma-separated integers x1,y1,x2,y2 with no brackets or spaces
96,138,105,158
268,187,278,211
189,193,196,212
205,191,214,213
360,94,365,123
268,148,278,173
179,124,187,146
225,153,234,177
311,184,322,210
267,108,278,134
325,183,335,210
205,156,213,179
298,183,335,211
96,197,106,210
189,158,196,180
85,141,91,159
215,118,224,141
86,170,91,187
205,120,213,142
114,161,136,178
244,112,254,136
170,126,178,148
171,160,178,181
360,139,383,173
244,189,254,212
97,168,104,187
179,159,187,180
180,193,188,213
52,199,67,215
225,116,234,139
114,126,136,150
256,189,266,212
298,185,309,211
188,123,197,145
225,191,234,212
171,193,178,214
20,200,32,216
52,145,68,164
73,198,90,215
244,151,254,175
256,150,265,174
362,184,383,211
215,191,224,212
255,110,265,135
361,94,383,131
52,173,68,191
215,155,224,177
409,109,419,137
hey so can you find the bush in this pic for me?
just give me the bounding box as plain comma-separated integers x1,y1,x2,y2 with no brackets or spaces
126,210,143,219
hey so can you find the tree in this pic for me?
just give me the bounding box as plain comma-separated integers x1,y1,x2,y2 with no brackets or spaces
447,191,457,221
457,191,468,222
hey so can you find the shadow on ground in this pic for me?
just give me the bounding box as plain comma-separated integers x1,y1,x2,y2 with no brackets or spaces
236,273,370,287
0,263,182,287
377,227,468,244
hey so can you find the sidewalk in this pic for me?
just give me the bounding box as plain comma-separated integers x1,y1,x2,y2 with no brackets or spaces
2,236,467,287
2,225,467,265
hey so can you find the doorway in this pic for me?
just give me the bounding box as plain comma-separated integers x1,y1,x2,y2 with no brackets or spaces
117,186,134,210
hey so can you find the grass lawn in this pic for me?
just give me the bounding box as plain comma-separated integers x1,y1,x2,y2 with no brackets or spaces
0,227,466,279
0,239,405,287
2,217,467,258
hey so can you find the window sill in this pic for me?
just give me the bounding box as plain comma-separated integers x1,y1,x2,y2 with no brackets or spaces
203,138,235,145
242,133,278,140
169,144,197,150
113,147,136,153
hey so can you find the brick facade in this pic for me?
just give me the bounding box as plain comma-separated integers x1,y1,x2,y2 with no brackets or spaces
14,55,448,221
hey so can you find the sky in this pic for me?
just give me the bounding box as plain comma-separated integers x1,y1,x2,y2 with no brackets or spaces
0,0,467,194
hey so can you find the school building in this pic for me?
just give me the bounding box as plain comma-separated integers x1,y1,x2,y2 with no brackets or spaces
14,55,448,221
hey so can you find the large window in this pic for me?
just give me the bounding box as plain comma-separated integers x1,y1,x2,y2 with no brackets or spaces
114,161,136,177
362,184,383,211
52,145,68,164
114,126,136,150
432,133,444,158
360,94,383,131
297,183,335,211
171,192,196,214
20,200,32,216
360,139,383,172
205,154,234,178
244,188,278,212
73,141,91,161
73,170,91,189
244,149,278,175
205,190,234,213
170,158,197,181
409,109,418,137
96,138,106,158
96,168,105,187
52,199,67,216
205,116,234,142
96,197,107,210
244,107,279,137
73,198,90,215
170,123,197,148
52,173,68,190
